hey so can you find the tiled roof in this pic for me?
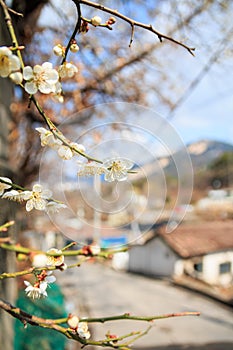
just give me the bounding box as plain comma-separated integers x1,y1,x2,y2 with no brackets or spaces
159,221,233,258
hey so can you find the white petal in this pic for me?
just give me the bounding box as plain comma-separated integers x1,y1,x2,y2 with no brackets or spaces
38,81,53,94
34,198,47,210
116,171,128,181
58,146,73,160
32,184,42,192
9,72,23,84
71,142,86,153
26,199,34,211
0,176,12,185
122,159,134,170
41,62,53,70
33,65,43,74
104,171,115,182
23,66,33,80
35,127,47,135
0,46,12,56
46,275,56,283
0,66,11,78
21,191,32,200
24,281,31,287
25,81,38,94
46,70,59,84
9,55,21,71
41,189,52,199
40,282,48,293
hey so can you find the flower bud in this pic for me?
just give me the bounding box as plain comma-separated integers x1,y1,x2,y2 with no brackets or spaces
67,314,79,329
91,16,102,26
17,253,28,262
70,43,79,53
32,253,47,268
9,72,23,84
53,44,64,57
107,17,116,25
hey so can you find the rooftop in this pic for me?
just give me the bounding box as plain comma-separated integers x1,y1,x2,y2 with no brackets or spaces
158,220,233,258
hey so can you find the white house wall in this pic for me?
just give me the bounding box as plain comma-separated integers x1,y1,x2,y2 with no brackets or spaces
202,251,233,285
128,238,179,277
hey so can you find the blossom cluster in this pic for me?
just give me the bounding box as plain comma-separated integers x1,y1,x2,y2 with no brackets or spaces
0,44,79,101
24,248,66,300
0,178,66,213
68,315,91,339
24,271,56,300
0,46,21,82
77,158,134,182
35,127,86,160
35,126,134,180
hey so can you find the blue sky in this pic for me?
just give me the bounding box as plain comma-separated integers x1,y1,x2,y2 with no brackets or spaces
171,77,233,144
38,1,233,148
171,69,233,146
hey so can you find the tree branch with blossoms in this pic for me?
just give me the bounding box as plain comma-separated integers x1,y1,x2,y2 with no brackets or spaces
0,298,200,349
75,0,195,53
0,0,200,348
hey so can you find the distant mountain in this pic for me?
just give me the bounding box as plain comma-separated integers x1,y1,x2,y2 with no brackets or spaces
132,139,233,181
186,140,233,171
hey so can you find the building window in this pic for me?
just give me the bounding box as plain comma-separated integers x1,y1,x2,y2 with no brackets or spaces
219,262,231,274
194,262,203,273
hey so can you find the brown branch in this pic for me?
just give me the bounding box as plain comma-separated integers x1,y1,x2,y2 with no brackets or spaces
0,298,200,349
77,0,195,54
0,298,68,330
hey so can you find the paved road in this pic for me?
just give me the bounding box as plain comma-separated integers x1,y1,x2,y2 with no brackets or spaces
59,261,233,350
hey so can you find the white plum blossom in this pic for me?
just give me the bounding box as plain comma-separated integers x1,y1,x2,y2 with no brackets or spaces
57,145,73,160
91,16,102,26
24,272,56,299
0,46,21,78
58,142,85,160
77,322,91,339
35,127,62,149
23,184,52,212
46,201,67,214
0,177,12,195
35,128,85,160
46,248,64,267
103,158,134,182
23,62,59,94
77,162,106,177
58,62,78,79
24,281,48,299
2,189,27,202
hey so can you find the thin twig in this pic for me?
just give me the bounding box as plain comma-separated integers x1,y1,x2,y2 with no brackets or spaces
77,0,195,53
62,0,82,63
82,311,201,323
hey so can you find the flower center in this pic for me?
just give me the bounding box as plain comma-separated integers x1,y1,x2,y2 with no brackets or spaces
111,161,122,172
0,55,9,68
32,191,41,200
34,71,46,85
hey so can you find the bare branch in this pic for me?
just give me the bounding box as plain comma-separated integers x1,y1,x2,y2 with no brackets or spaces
76,0,195,54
